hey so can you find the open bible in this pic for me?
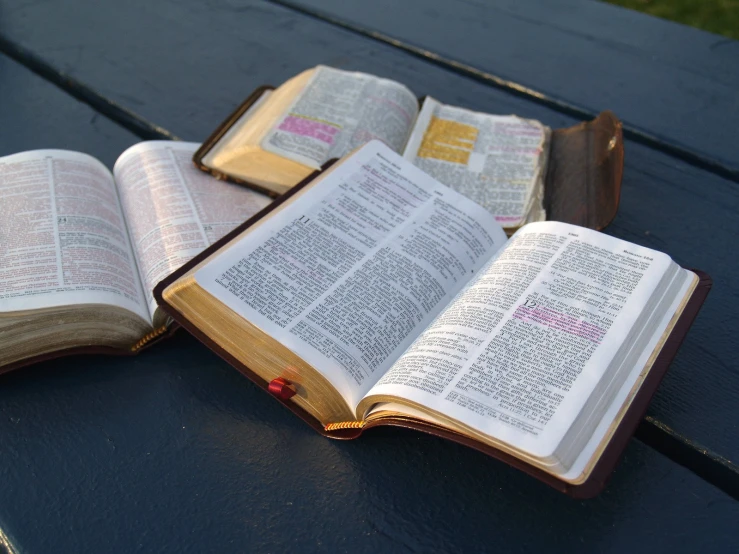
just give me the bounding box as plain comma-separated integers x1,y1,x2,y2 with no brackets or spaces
0,141,271,371
194,65,624,233
157,142,710,496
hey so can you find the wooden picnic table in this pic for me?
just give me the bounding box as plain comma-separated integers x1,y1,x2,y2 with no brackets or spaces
1,0,738,551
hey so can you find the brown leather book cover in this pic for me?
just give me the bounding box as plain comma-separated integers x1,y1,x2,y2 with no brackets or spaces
193,85,624,231
154,166,711,499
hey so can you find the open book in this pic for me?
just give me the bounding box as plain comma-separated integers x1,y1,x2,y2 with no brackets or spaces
157,142,710,496
193,66,624,232
0,142,271,371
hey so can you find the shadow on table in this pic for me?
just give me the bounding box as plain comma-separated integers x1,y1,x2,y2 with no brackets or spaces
0,332,735,552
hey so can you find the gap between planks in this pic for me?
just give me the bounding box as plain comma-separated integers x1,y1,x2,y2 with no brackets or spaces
0,35,178,142
265,0,739,185
1,32,738,501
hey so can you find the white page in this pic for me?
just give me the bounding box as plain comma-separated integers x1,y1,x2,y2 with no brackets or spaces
560,268,694,480
195,141,507,409
262,66,419,168
0,150,149,322
404,97,548,227
114,141,272,318
369,269,693,480
368,221,673,460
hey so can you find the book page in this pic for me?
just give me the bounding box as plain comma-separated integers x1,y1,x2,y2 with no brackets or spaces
366,221,675,458
559,269,694,480
114,142,272,318
194,141,508,409
0,150,149,322
403,97,549,227
262,66,420,168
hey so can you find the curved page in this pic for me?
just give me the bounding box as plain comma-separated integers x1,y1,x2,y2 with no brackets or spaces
366,221,675,463
262,66,419,168
114,141,272,318
194,141,508,410
0,150,149,322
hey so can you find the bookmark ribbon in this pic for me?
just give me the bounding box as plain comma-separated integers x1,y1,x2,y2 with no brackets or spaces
268,377,297,400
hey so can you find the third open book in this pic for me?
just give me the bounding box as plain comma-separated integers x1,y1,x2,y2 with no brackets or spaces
157,141,709,496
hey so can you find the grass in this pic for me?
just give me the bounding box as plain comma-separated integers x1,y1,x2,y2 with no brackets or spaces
603,0,739,39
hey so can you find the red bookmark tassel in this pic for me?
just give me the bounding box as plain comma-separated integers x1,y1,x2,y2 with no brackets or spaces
268,377,297,400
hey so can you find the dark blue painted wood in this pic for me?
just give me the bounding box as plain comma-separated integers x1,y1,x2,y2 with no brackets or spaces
0,0,737,464
0,5,738,551
0,333,737,553
0,54,139,165
0,0,585,144
272,0,739,175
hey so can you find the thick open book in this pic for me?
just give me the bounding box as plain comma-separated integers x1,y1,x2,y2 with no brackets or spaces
0,142,271,371
157,142,710,497
194,65,623,232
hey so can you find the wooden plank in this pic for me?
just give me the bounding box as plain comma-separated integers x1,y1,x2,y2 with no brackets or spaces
608,146,739,465
1,0,737,468
1,0,737,473
0,0,582,142
0,13,737,552
0,53,139,165
269,0,739,176
0,333,737,553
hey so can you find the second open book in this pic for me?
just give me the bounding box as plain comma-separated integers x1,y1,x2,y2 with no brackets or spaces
158,141,709,496
194,66,624,234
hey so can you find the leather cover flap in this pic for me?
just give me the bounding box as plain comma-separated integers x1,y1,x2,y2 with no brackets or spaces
546,110,624,230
